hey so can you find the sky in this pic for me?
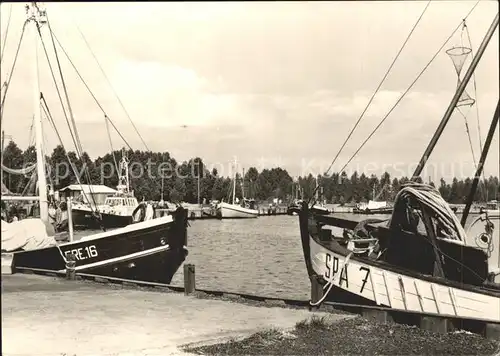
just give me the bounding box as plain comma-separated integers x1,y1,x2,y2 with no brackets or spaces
0,1,498,182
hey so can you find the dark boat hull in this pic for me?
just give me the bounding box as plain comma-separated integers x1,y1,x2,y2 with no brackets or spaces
72,208,133,229
13,207,189,284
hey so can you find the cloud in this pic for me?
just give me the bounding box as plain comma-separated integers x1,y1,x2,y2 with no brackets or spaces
0,1,497,181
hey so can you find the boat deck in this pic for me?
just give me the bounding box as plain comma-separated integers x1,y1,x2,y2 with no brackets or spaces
1,273,346,355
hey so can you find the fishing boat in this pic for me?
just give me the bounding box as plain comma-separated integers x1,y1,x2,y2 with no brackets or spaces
0,3,188,284
353,184,393,215
483,200,500,215
299,9,500,330
218,199,259,219
287,200,302,215
287,181,303,215
218,162,259,219
71,152,139,229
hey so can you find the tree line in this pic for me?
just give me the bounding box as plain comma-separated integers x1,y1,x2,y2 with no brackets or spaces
2,141,499,204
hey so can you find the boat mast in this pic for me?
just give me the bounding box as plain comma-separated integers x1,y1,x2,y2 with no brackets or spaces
411,13,499,179
116,148,130,195
460,100,499,226
29,2,49,222
242,167,245,200
232,157,236,205
197,159,201,207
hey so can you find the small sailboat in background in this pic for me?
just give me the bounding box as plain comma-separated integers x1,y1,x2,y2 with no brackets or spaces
217,160,259,219
354,185,393,215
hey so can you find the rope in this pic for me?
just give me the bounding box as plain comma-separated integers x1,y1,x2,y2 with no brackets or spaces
1,163,36,175
44,21,84,160
465,23,484,156
104,116,120,173
310,252,354,307
40,95,94,208
74,23,150,151
47,28,133,151
0,20,28,124
41,18,103,220
318,0,433,184
393,182,467,243
36,24,80,163
457,108,479,170
310,0,482,206
0,3,13,65
464,21,488,202
41,95,106,232
335,19,468,176
37,31,99,210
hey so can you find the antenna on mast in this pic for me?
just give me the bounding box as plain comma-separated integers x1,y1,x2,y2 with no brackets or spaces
116,148,130,195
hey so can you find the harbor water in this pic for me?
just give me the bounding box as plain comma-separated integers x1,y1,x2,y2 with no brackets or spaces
74,213,488,301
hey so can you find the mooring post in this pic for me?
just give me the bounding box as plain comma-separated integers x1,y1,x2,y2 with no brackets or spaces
485,322,500,340
310,274,324,310
67,197,74,242
183,263,196,295
420,316,451,334
65,253,76,280
362,308,393,323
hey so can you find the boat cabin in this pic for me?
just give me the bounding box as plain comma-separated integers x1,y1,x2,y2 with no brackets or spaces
241,198,257,210
487,200,499,210
59,184,117,205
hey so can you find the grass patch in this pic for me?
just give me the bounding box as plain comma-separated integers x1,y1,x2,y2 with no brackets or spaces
185,316,500,355
295,315,329,331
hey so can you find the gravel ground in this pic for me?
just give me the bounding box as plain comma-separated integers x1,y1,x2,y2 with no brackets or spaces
185,315,500,355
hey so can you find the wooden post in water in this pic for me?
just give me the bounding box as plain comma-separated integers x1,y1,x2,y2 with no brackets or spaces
183,264,196,295
309,274,324,310
67,197,74,242
66,253,76,280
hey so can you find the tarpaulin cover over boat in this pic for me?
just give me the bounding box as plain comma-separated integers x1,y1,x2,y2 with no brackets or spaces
1,219,57,252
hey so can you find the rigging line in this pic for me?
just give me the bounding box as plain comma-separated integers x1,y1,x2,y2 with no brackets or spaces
104,116,120,174
336,21,466,178
0,3,13,64
75,23,150,151
0,19,29,124
465,24,483,156
43,19,84,160
314,0,483,204
47,29,134,151
40,95,95,209
457,107,479,170
44,19,101,213
321,0,433,179
36,24,79,160
464,22,488,202
28,115,35,147
36,25,102,211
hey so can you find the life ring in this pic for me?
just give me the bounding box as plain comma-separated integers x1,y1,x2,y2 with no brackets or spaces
132,203,147,223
